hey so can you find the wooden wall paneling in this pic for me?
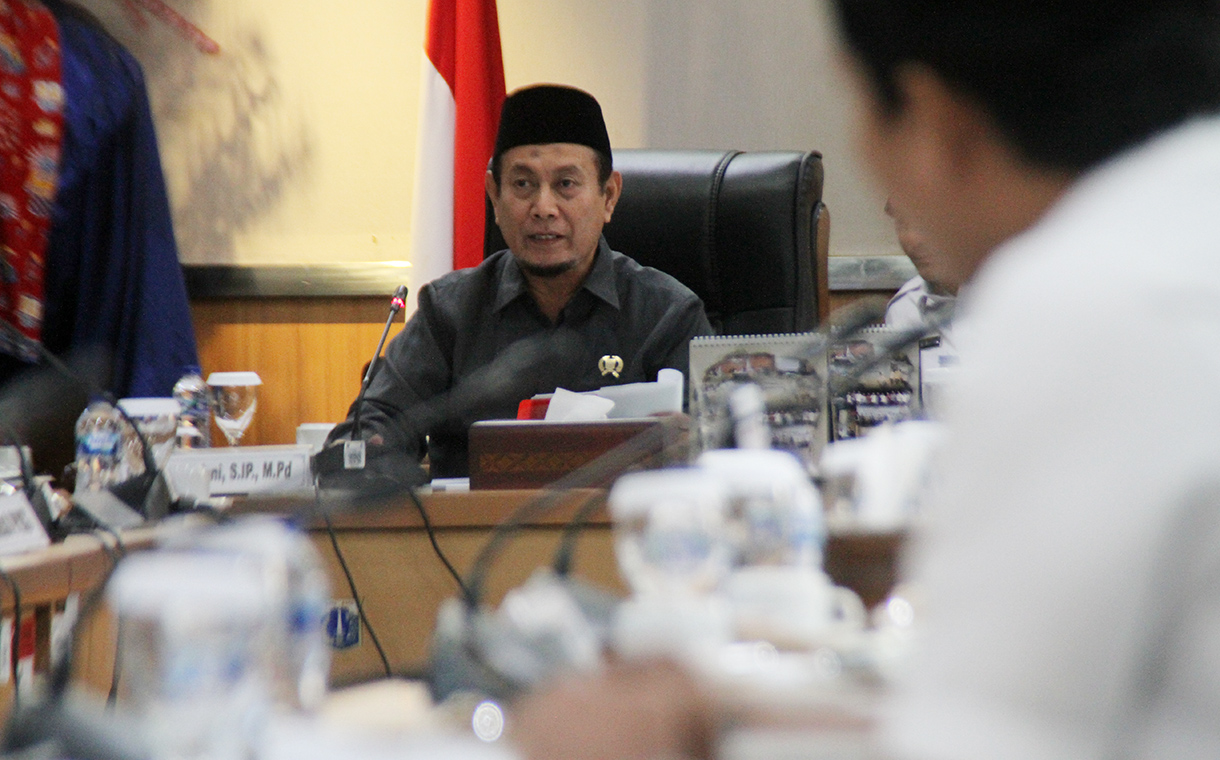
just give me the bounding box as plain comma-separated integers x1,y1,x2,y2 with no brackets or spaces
191,298,405,447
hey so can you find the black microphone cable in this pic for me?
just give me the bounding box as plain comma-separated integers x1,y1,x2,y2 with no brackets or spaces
405,487,472,603
549,429,695,578
436,297,905,698
462,421,674,611
544,298,898,584
826,305,952,396
430,422,681,700
318,507,392,678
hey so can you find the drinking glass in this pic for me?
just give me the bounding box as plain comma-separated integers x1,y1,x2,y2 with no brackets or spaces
608,468,731,597
206,372,262,446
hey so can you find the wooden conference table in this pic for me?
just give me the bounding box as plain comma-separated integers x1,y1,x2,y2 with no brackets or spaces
0,487,903,717
0,488,623,717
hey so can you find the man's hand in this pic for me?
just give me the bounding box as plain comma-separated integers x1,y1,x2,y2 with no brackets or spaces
509,660,715,760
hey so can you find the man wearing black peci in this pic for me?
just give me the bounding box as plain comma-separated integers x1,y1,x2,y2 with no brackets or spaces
327,85,712,479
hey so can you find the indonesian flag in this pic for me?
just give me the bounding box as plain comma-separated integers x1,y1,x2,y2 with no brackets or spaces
409,0,506,308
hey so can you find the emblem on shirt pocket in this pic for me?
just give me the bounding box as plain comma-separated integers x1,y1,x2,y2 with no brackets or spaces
598,355,623,378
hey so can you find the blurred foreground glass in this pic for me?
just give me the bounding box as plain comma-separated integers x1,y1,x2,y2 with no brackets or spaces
207,371,262,446
107,551,271,760
608,468,731,597
162,516,332,712
608,469,736,661
696,448,864,649
819,420,946,531
695,448,824,569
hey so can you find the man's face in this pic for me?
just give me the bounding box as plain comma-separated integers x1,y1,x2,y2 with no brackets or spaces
844,57,1000,293
487,143,622,279
885,198,957,295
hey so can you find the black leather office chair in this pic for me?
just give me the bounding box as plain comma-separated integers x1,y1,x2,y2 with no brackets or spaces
485,149,829,335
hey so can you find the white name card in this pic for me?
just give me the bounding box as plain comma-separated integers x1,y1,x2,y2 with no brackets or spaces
165,445,314,497
0,492,50,556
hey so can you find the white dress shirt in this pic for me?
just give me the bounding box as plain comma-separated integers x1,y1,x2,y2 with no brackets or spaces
880,115,1220,760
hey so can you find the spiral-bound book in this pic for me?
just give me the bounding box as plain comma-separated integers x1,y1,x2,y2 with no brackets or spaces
689,331,829,469
826,326,922,441
689,326,922,467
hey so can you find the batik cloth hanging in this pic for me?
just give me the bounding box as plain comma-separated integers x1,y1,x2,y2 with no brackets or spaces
0,0,63,361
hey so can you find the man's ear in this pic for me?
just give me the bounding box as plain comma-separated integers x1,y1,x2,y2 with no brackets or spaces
485,170,500,224
602,170,623,223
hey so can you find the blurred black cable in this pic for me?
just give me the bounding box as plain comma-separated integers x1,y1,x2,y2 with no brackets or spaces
404,487,472,604
319,509,391,678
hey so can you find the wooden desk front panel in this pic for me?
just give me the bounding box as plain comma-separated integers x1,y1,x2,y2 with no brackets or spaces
314,523,622,685
305,489,624,685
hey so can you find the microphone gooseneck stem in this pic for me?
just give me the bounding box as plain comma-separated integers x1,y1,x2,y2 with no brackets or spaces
464,423,670,608
352,285,407,440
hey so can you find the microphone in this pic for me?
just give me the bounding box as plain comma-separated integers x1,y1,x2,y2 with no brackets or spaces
353,284,407,440
312,325,586,496
440,298,898,698
428,299,899,701
826,307,952,395
311,286,427,496
546,298,894,576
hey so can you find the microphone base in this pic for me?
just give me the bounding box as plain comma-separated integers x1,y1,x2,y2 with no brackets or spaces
311,442,428,501
71,490,145,531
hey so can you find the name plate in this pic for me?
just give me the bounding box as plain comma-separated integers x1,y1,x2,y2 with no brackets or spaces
0,492,50,556
165,445,313,497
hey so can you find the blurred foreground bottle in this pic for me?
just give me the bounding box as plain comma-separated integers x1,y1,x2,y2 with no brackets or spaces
73,399,125,494
173,365,211,448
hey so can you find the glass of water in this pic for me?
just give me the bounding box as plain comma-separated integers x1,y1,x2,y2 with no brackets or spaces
608,468,731,597
206,372,262,446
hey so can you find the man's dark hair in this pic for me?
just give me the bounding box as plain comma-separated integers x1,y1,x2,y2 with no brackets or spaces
831,0,1220,171
490,149,613,190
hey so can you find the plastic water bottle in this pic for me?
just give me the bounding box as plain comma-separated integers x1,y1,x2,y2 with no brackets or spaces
173,365,211,448
74,399,125,494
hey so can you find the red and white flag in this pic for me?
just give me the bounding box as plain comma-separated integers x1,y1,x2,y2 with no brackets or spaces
409,0,505,310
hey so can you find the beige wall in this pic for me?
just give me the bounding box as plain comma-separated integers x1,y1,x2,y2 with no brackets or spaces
75,0,901,283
